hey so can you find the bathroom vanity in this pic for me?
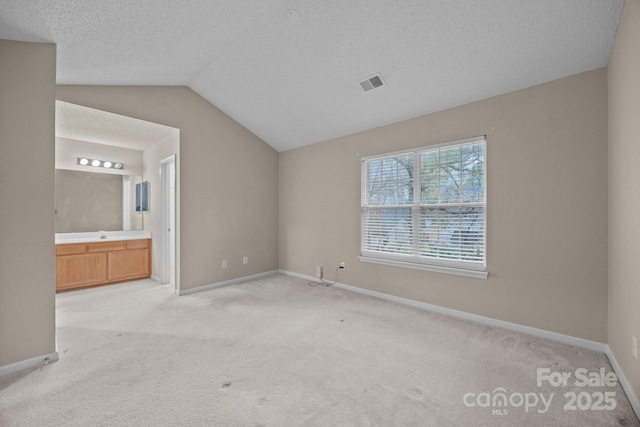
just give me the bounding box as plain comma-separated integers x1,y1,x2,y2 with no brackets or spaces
55,231,152,292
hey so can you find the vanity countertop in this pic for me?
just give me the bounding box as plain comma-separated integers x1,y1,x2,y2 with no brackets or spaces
55,230,152,245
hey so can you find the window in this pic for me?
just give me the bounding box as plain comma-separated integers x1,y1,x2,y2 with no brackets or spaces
360,136,486,277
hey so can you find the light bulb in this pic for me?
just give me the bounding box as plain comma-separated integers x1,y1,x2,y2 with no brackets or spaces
91,159,101,167
79,158,89,166
114,163,123,169
103,161,112,168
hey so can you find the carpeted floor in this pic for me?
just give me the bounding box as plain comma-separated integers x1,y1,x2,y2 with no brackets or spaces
0,274,638,426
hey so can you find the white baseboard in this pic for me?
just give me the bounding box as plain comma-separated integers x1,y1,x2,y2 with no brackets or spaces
343,282,608,352
280,269,640,419
178,270,279,296
606,346,640,420
0,352,59,378
150,275,162,284
278,269,607,352
279,269,640,420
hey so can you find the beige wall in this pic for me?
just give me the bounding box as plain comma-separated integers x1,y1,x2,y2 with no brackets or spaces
608,0,640,402
0,40,57,366
56,86,279,292
142,131,180,283
55,169,123,232
280,68,608,342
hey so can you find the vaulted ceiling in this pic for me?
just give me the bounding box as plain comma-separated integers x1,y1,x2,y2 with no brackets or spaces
0,1,624,151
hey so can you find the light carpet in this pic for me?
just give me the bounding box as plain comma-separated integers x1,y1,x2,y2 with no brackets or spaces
1,274,638,426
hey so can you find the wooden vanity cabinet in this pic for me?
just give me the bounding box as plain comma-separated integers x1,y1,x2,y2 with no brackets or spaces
55,252,107,290
108,240,151,281
56,239,151,291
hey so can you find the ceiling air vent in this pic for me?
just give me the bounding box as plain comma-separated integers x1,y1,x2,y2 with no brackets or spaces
359,73,385,92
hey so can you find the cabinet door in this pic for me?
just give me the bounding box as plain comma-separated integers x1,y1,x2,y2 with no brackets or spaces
56,253,108,290
108,249,150,281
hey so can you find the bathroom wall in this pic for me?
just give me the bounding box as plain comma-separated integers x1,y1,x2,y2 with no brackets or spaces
55,169,123,232
55,137,144,232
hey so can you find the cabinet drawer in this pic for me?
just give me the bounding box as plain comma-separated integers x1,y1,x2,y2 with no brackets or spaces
56,243,87,256
87,241,125,253
126,239,149,250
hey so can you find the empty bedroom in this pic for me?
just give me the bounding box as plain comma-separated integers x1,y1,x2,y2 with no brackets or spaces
1,1,639,426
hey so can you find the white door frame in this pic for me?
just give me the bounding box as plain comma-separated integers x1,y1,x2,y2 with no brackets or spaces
160,154,177,290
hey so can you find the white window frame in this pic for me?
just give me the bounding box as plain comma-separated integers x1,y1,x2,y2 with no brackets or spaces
359,136,488,279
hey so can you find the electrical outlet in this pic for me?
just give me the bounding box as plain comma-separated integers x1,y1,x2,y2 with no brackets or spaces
222,259,227,269
633,335,638,360
339,262,345,269
243,256,248,264
316,265,323,278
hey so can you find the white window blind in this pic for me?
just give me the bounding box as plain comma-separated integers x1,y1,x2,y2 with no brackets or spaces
361,136,486,272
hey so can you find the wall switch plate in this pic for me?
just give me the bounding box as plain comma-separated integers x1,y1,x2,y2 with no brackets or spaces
633,335,638,360
339,262,345,269
222,259,227,269
243,256,248,264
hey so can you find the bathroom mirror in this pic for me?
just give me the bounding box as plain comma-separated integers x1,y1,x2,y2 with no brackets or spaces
54,169,143,232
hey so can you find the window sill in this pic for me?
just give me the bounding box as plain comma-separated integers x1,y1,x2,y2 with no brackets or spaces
358,256,488,279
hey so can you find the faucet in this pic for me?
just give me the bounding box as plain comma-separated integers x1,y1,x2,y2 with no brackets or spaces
99,231,107,240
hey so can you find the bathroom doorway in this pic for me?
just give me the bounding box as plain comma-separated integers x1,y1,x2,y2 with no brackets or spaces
55,101,181,292
160,154,177,290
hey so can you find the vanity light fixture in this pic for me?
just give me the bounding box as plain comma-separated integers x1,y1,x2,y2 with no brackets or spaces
77,158,125,170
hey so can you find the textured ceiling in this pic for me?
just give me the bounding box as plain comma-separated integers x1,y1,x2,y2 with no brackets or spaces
56,101,177,151
0,1,624,151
